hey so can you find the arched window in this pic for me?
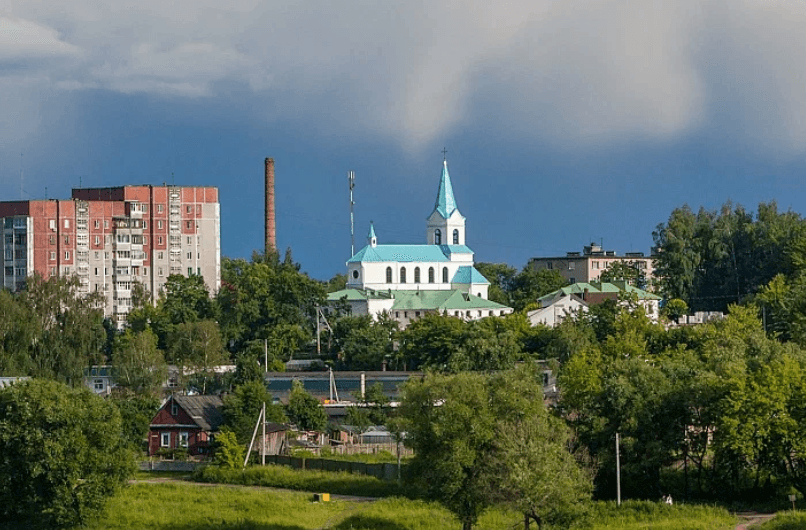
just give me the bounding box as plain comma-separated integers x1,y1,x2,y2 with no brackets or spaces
400,267,407,283
414,267,421,283
386,267,392,283
428,267,435,283
434,229,441,245
442,267,449,283
452,229,459,244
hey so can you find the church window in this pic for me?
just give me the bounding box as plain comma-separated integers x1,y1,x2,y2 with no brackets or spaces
442,267,448,283
386,267,392,283
428,267,434,283
434,229,441,245
453,229,459,244
400,267,407,283
414,267,421,283
352,270,359,280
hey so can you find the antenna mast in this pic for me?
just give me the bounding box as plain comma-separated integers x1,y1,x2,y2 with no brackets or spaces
348,170,355,257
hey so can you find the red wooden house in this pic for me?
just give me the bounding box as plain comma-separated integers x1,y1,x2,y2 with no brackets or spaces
148,395,224,457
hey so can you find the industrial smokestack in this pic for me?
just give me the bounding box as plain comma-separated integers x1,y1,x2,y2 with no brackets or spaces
265,157,276,254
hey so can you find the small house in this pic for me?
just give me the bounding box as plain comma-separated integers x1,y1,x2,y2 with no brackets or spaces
148,395,223,458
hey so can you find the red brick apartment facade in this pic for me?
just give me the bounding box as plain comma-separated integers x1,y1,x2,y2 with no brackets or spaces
0,185,220,325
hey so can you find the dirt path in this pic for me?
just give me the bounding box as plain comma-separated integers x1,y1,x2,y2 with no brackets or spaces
129,477,380,503
734,512,776,530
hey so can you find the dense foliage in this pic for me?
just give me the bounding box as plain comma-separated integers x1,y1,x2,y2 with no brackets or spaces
0,380,135,528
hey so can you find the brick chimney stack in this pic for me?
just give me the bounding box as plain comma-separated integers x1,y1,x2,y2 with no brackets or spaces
265,158,276,254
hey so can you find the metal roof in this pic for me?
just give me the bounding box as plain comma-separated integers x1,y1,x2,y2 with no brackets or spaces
172,395,224,432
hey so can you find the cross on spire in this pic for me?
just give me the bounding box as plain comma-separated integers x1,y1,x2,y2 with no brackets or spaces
442,147,448,161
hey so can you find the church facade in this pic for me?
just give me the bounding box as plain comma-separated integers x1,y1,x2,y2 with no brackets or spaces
328,159,512,328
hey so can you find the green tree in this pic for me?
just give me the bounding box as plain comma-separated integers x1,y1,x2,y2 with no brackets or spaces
599,260,646,288
0,380,135,528
399,366,584,530
222,380,286,444
663,298,689,322
108,389,161,451
475,262,517,306
167,320,228,393
286,380,327,432
111,329,167,395
214,428,246,469
511,267,568,311
333,314,397,370
20,274,106,385
398,312,466,371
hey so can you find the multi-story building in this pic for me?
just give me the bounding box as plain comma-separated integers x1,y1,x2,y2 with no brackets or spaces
0,185,220,325
528,243,655,287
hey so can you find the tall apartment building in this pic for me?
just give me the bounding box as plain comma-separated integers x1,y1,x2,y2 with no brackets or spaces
528,243,655,287
0,185,220,325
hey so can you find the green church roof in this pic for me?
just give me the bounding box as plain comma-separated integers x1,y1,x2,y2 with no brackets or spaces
451,266,490,285
347,244,474,263
327,288,510,312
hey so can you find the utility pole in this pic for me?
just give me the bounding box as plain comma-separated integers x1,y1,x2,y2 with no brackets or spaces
616,432,622,506
348,171,355,257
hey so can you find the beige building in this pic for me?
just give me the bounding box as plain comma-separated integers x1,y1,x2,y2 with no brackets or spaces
0,185,220,326
528,243,655,287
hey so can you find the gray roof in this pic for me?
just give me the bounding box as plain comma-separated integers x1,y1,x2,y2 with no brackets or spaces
173,395,224,432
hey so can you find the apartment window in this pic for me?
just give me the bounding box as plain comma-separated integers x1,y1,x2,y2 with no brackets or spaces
94,235,100,246
157,220,163,229
62,266,70,275
161,433,170,448
64,235,70,245
104,267,108,276
187,252,192,260
158,204,163,213
187,236,192,244
143,252,148,260
186,221,193,229
158,236,163,245
186,205,192,213
188,267,193,276
568,262,575,271
50,252,56,261
143,267,148,276
105,235,111,244
142,205,148,213
94,220,99,229
3,249,11,260
142,221,148,229
94,379,104,391
49,235,55,245
64,219,70,229
94,252,99,259
158,267,163,277
197,267,201,275
104,220,109,229
49,219,56,230
158,252,164,260
50,267,57,276
64,251,70,260
592,261,599,270
143,236,148,245
94,268,98,276
386,267,392,283
104,252,110,260
400,267,407,283
415,311,420,317
546,262,553,270
196,204,201,215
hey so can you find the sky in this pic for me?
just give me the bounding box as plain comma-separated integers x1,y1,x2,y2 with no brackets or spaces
3,1,806,281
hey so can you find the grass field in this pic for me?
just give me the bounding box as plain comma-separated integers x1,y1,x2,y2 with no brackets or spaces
74,480,739,530
756,512,806,529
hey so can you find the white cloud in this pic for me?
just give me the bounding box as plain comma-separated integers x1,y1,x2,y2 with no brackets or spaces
3,1,806,155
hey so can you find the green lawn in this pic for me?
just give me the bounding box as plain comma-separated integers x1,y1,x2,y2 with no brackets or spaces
756,512,806,530
77,481,739,530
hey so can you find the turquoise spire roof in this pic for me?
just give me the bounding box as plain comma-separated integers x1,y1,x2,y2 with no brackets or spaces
434,160,458,219
367,222,376,240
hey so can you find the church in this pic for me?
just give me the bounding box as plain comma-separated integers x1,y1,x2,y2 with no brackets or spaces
327,159,513,328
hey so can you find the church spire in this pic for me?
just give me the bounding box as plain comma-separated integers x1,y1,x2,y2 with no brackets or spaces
434,159,458,219
367,221,377,247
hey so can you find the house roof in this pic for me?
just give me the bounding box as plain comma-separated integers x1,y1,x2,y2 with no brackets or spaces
173,395,224,432
451,265,490,285
538,281,661,305
433,159,459,219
